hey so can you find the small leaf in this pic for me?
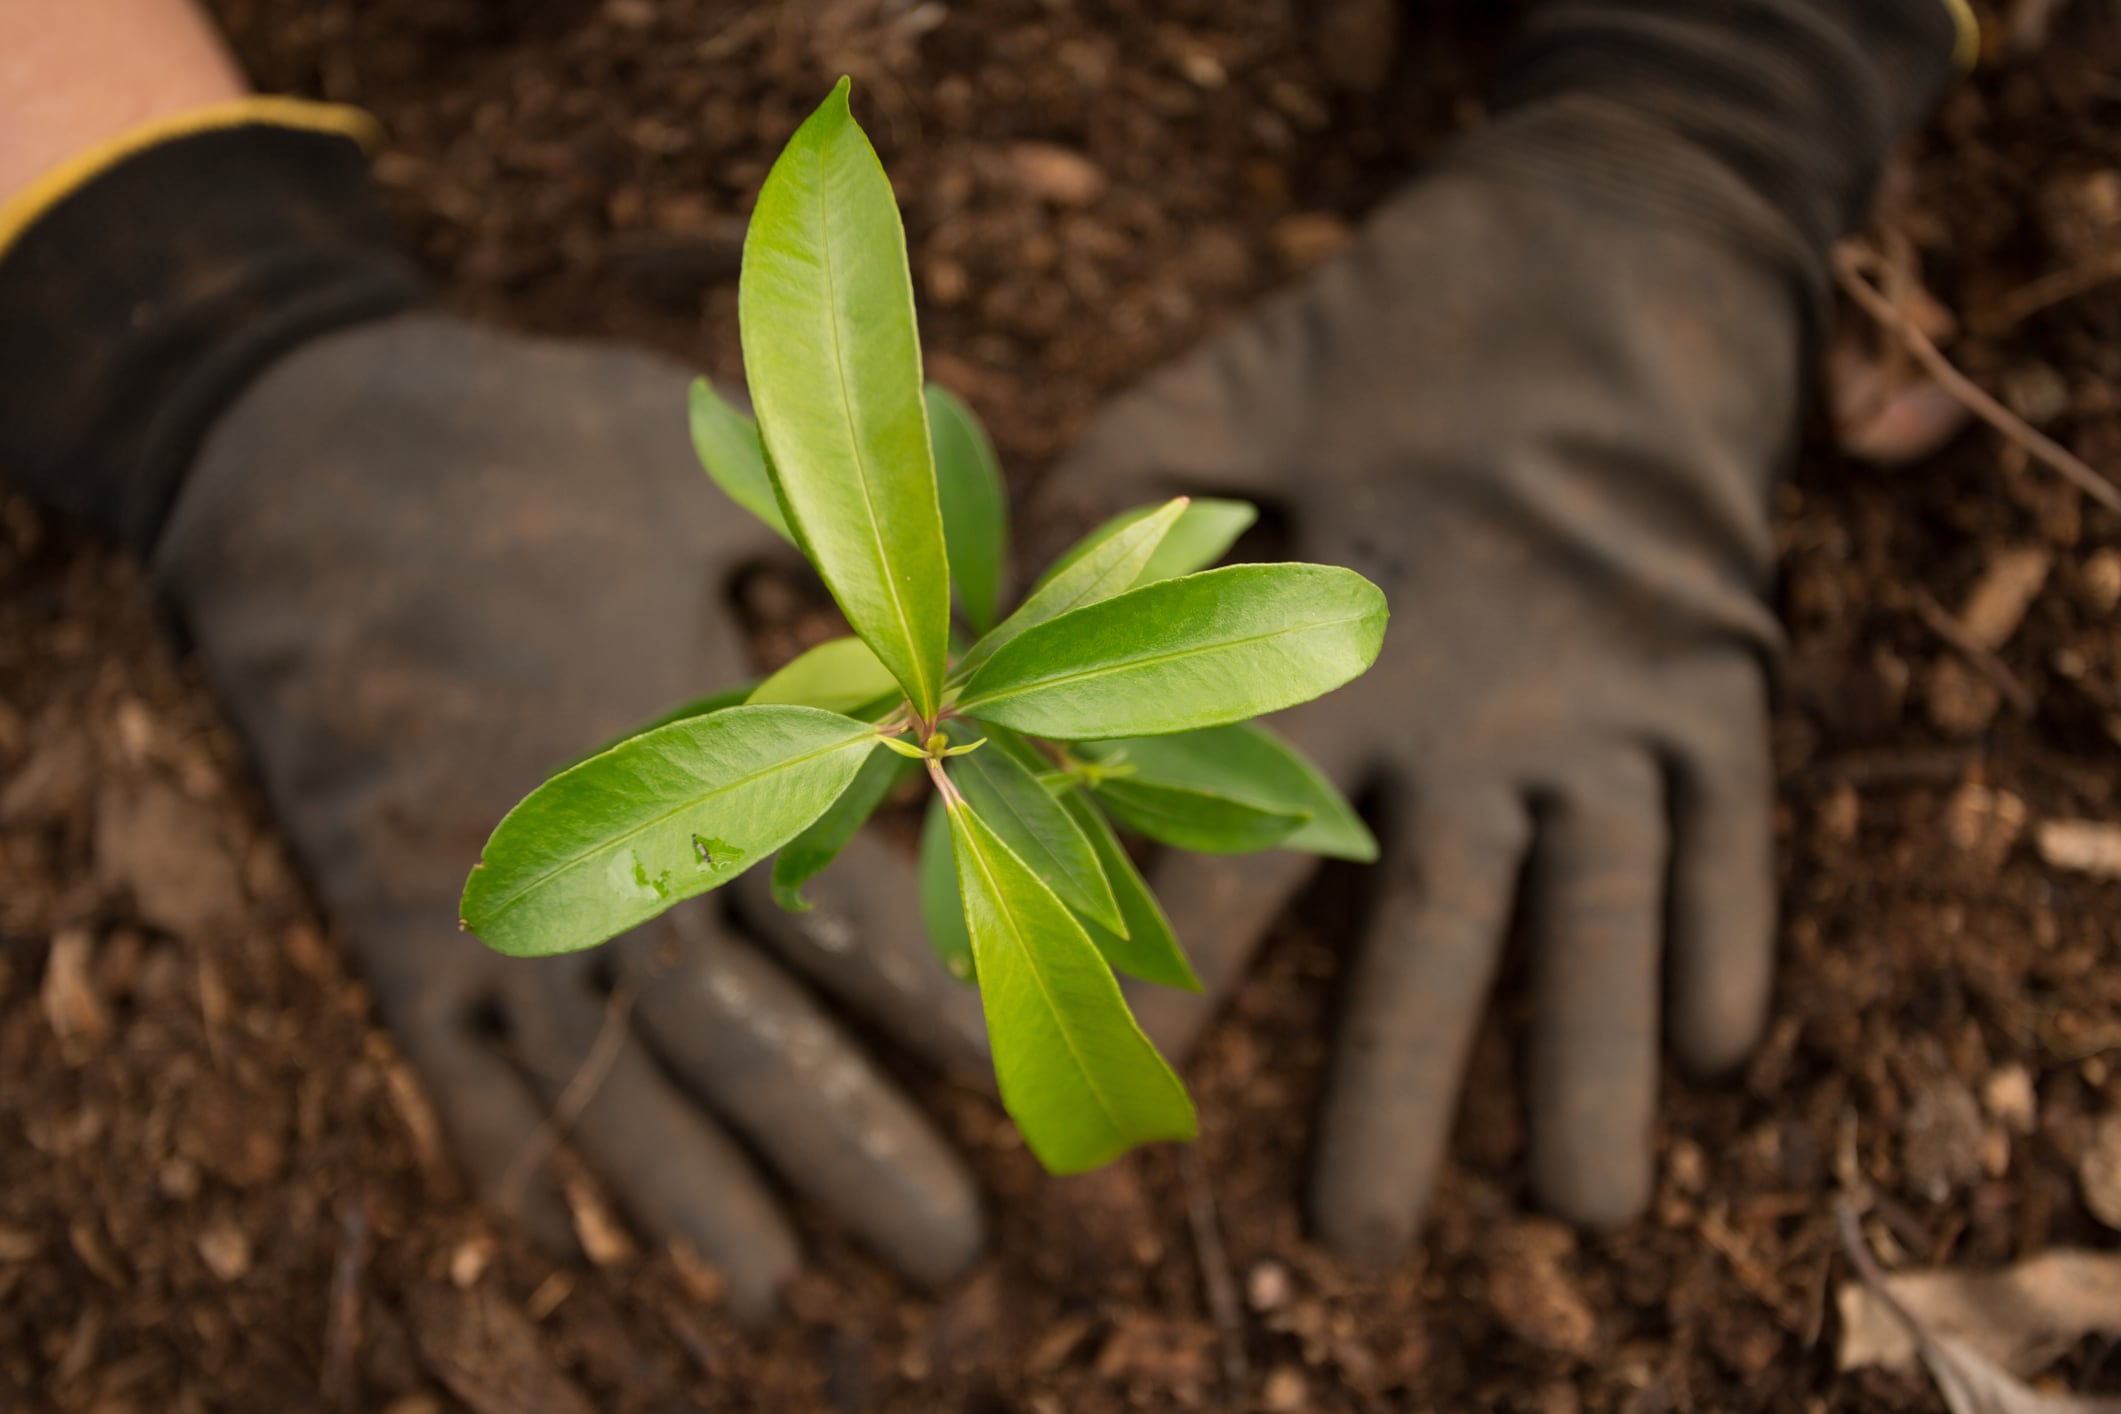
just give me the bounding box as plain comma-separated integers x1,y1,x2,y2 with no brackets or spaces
1094,777,1308,854
947,796,1196,1172
687,379,793,544
958,563,1388,740
919,796,975,981
1036,497,1257,591
462,706,878,957
1083,723,1376,861
927,384,1008,636
771,746,918,911
569,680,756,767
877,733,932,759
947,731,1124,935
956,496,1188,679
740,78,951,718
1057,788,1201,991
749,635,902,715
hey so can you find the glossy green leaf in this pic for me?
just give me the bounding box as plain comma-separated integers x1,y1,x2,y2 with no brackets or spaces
771,747,918,911
946,797,1196,1172
1138,497,1258,584
1092,777,1307,854
462,706,877,957
1056,788,1200,991
958,563,1388,740
955,496,1188,679
740,78,950,718
919,795,975,980
570,680,756,768
687,379,793,544
947,731,1124,935
748,636,902,715
1084,723,1377,861
1036,497,1257,591
927,384,1008,636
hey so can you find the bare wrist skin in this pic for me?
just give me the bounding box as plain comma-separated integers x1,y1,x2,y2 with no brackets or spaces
0,0,246,202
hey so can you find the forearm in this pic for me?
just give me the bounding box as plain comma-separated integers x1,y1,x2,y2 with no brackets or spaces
0,0,425,554
0,0,245,202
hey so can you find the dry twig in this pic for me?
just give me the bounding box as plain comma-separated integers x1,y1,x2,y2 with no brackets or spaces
501,978,637,1208
1181,1146,1249,1401
1834,242,2121,514
1910,588,2039,718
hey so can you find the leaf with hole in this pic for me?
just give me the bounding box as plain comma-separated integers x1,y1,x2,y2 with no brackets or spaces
462,706,878,957
740,78,950,718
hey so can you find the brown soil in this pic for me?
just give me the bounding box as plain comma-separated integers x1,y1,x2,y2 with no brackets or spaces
8,2,2121,1410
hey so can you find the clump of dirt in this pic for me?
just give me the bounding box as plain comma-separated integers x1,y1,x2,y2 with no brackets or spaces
7,1,2121,1410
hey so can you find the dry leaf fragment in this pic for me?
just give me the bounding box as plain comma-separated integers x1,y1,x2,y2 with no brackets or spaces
1837,1202,2121,1413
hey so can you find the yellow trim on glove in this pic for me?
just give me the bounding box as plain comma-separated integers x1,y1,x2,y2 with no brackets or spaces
1939,0,1979,69
0,96,380,264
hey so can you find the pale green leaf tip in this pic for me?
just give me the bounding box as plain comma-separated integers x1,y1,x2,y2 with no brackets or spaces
877,734,930,759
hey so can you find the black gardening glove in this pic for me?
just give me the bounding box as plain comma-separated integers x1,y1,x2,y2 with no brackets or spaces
1029,1,1959,1251
0,116,988,1319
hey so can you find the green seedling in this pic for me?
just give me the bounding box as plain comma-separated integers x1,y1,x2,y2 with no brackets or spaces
459,79,1387,1174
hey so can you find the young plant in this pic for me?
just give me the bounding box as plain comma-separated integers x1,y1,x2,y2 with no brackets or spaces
459,79,1387,1174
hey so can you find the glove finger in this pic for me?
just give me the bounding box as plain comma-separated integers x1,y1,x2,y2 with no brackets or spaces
732,831,991,1080
1310,782,1530,1259
619,910,985,1290
501,961,799,1323
1662,661,1775,1076
1523,752,1667,1228
382,983,579,1257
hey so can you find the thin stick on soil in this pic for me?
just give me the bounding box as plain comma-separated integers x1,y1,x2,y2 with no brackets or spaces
1181,1145,1249,1402
322,1198,372,1410
1909,587,2039,717
1833,242,2121,514
1986,248,2121,331
502,978,637,1207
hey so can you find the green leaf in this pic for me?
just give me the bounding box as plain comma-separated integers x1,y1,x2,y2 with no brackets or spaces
947,731,1124,935
927,384,1008,636
748,636,902,715
958,563,1388,740
687,379,793,544
1056,789,1201,991
946,797,1196,1172
919,795,975,981
568,680,757,768
771,746,918,911
462,706,878,958
955,496,1188,679
740,78,950,719
1083,723,1376,862
1092,777,1307,854
1036,497,1257,592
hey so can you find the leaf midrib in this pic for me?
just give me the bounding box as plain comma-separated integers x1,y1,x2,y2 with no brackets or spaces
476,729,870,924
961,753,1114,928
959,811,1131,1149
806,139,934,715
961,608,1376,711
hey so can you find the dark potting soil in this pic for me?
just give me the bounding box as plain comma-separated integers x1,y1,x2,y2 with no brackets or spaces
7,1,2121,1409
